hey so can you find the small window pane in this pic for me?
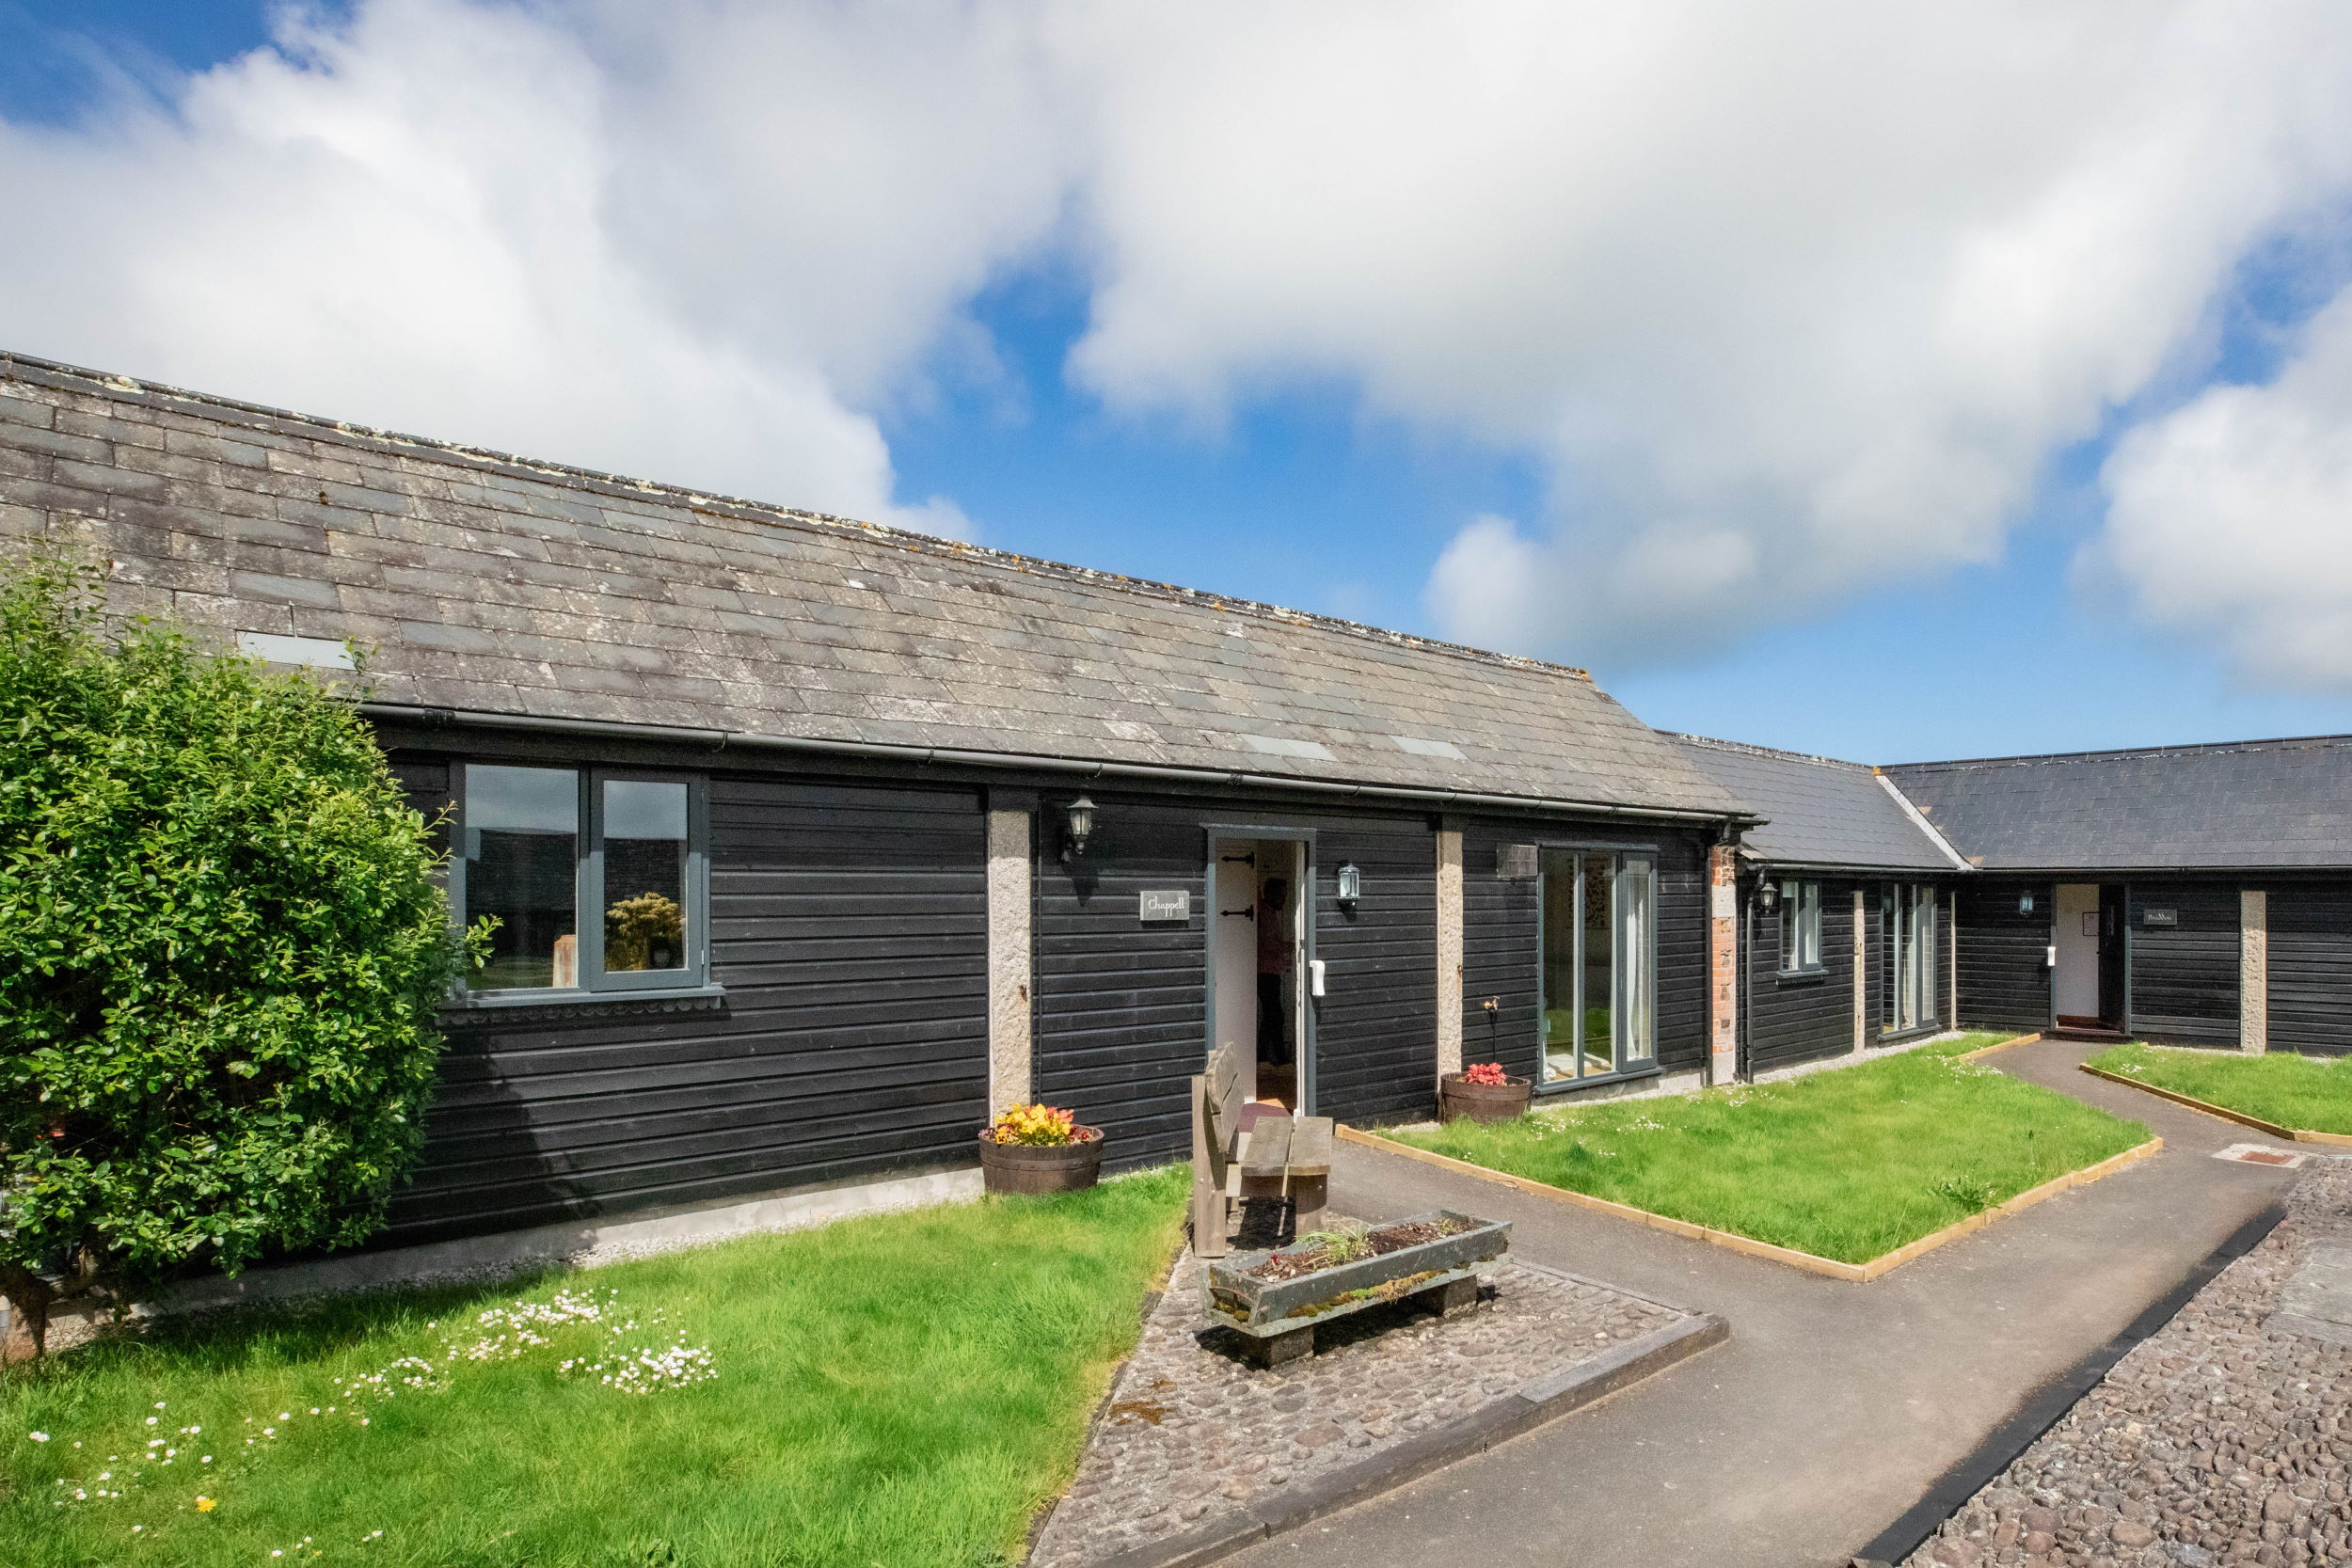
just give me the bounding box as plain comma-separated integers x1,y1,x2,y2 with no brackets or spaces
1539,849,1579,1084
603,780,690,974
466,766,580,990
1620,860,1655,1061
1581,860,1614,1076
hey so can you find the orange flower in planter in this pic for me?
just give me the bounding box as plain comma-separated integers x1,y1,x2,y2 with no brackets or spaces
1460,1062,1512,1086
986,1102,1088,1146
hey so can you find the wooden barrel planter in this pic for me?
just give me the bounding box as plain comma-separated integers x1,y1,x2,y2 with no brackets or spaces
977,1128,1106,1195
1438,1071,1533,1123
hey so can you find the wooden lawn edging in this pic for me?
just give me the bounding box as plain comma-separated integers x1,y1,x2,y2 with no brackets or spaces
1958,1033,2042,1062
1333,1123,2164,1284
2077,1064,2352,1148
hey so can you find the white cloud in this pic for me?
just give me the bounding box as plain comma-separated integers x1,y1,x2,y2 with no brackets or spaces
5,1,2352,663
2095,283,2352,688
1047,1,2352,660
0,0,1063,535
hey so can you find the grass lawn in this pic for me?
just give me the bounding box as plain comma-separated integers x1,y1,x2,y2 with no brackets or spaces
1,1166,1186,1568
1385,1034,2149,1264
2089,1041,2352,1135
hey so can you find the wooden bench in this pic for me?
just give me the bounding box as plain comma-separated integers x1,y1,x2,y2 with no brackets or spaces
1190,1042,1333,1259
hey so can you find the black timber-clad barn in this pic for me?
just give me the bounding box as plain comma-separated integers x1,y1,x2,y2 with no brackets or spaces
1884,739,2352,1056
0,352,1755,1251
1672,736,1968,1076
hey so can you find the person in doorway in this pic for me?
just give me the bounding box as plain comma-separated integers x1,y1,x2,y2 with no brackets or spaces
1257,877,1293,1067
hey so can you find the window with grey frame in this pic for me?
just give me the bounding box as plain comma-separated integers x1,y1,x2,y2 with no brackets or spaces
1537,849,1657,1085
1882,881,1937,1033
457,763,709,994
1778,879,1822,974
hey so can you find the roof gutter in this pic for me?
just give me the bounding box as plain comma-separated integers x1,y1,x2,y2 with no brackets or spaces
1738,858,1969,878
360,702,1761,829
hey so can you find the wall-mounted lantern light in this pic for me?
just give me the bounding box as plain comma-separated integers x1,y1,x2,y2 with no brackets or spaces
2018,892,2036,914
1060,795,1096,862
1335,863,1362,905
1756,878,1780,912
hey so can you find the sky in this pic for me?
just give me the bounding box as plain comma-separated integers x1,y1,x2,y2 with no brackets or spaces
5,1,2352,764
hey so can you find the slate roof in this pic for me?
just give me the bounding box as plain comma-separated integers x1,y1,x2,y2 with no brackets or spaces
1669,735,1963,871
1883,736,2352,871
0,352,1744,818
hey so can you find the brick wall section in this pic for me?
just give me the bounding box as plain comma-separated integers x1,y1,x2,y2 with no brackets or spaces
1708,842,1740,1083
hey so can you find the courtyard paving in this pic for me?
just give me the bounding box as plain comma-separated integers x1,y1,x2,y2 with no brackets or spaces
1206,1038,2305,1568
1030,1250,1698,1568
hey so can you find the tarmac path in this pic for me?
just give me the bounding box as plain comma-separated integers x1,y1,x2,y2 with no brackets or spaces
1219,1038,2302,1568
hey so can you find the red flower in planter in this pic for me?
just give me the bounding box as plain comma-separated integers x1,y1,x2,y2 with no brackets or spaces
1460,1062,1512,1086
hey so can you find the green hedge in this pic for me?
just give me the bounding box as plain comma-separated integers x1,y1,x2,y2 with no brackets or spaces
0,557,467,1352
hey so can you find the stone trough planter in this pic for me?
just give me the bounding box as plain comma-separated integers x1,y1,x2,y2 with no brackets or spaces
1203,1209,1511,1367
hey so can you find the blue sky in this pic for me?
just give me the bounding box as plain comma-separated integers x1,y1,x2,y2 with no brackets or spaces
8,1,2352,765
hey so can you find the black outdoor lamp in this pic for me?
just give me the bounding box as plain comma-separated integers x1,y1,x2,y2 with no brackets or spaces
1335,863,1362,906
1060,795,1096,862
2018,892,2036,914
1756,877,1780,912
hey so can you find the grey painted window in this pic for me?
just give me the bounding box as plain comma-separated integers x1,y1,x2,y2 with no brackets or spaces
1538,849,1658,1085
1883,882,1938,1033
457,764,708,994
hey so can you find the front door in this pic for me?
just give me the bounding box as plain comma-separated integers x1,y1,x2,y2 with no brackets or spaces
1210,837,1310,1111
2054,883,2102,1026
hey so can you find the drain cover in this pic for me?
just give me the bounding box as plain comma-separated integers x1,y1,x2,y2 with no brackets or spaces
2215,1142,2306,1168
2271,1247,2352,1347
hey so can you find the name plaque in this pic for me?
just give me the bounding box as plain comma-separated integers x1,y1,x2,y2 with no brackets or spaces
1139,889,1192,923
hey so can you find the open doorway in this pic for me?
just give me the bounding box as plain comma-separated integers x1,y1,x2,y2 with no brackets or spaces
2054,882,2126,1031
1212,837,1310,1110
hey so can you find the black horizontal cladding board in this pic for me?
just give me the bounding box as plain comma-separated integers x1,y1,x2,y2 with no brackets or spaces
387,754,453,854
1955,878,2053,1032
1311,816,1438,1126
1028,791,1440,1159
2127,879,2240,1043
1749,877,1859,1072
2265,881,2352,1057
1458,819,1709,1084
381,759,988,1246
1031,791,1211,1167
1654,833,1708,1070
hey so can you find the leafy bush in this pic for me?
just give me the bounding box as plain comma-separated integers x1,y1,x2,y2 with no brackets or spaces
0,555,472,1353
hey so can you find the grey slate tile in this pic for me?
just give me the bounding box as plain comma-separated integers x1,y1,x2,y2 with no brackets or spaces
1,351,1748,816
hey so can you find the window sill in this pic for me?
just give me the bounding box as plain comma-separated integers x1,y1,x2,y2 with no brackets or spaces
1774,968,1828,987
443,982,725,1026
1534,1063,1663,1097
1877,1022,1942,1045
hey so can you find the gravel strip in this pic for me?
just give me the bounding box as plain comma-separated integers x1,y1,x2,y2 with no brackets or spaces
1030,1243,1694,1568
1902,1157,2352,1568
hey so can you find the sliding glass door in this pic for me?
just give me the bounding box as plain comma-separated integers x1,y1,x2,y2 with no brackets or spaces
1539,850,1657,1085
1883,882,1939,1035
